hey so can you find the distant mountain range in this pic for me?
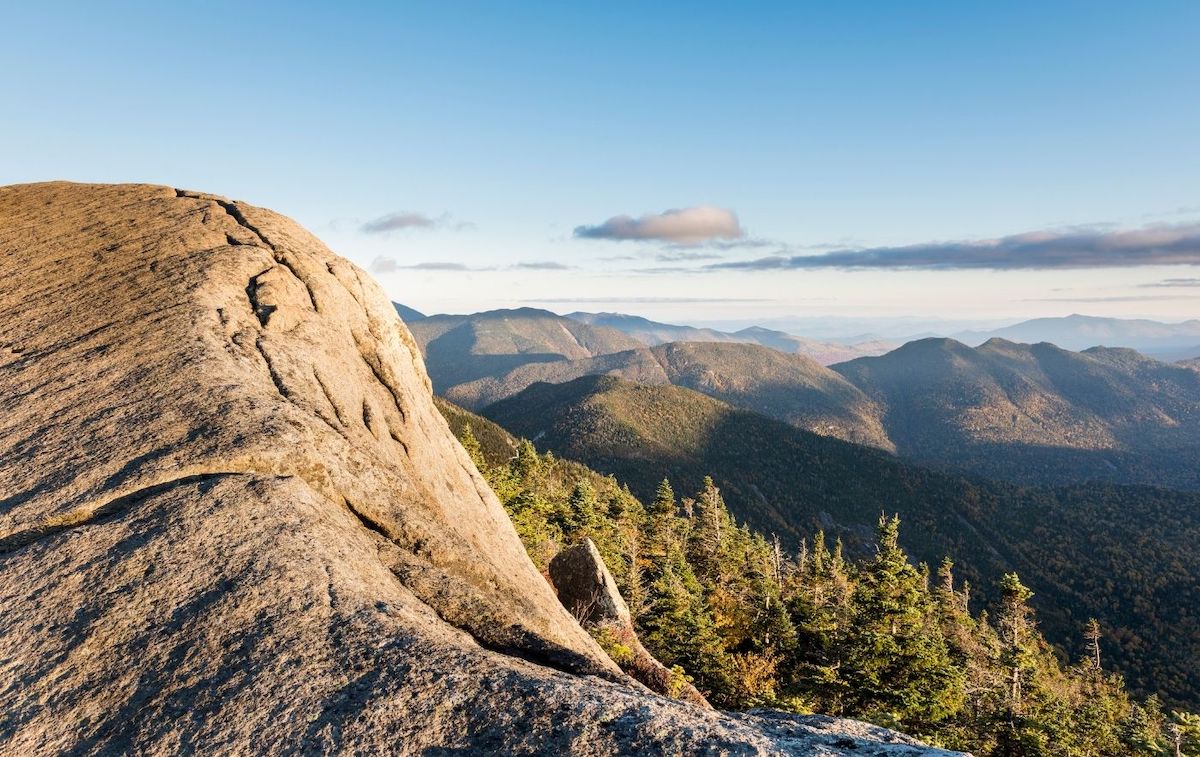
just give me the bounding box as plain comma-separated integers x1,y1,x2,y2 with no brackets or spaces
953,314,1200,359
480,374,1200,707
403,307,893,448
566,311,896,364
833,337,1200,489
398,304,1200,489
405,307,645,391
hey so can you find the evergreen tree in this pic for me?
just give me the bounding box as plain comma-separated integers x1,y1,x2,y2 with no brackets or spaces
459,423,486,471
838,515,963,729
1083,618,1103,670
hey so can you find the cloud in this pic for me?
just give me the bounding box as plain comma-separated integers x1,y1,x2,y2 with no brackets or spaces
522,296,771,304
1140,277,1200,288
511,261,573,270
655,250,724,262
707,223,1200,272
1023,294,1198,303
360,211,473,234
574,206,743,244
369,258,481,273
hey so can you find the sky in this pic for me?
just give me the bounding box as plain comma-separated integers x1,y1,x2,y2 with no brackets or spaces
3,1,1199,329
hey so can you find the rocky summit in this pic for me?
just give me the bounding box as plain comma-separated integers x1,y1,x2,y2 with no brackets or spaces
0,182,958,755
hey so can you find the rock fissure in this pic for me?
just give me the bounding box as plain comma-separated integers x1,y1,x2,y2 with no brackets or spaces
313,369,348,427
0,472,257,555
215,199,320,314
361,399,375,434
253,336,290,400
245,267,276,327
176,188,320,314
353,341,409,425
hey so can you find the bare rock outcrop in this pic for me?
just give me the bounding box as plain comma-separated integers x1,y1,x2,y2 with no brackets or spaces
551,538,711,707
0,182,961,755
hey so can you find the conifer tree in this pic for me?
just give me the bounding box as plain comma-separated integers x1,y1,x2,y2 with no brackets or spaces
459,423,486,471
563,479,599,535
651,478,676,517
839,515,962,728
1083,618,1103,670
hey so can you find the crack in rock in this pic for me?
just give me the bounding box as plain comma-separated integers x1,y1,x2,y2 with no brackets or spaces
175,189,319,313
0,472,261,555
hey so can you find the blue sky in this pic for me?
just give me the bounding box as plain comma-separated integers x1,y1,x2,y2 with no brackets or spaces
3,1,1199,326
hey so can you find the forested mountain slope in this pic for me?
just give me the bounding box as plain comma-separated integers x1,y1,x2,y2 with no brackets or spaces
650,341,891,449
483,375,1200,708
407,307,643,391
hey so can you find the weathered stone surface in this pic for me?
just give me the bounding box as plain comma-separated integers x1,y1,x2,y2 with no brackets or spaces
0,182,963,755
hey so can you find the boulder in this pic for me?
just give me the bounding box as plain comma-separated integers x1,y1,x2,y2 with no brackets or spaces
0,182,963,756
551,538,711,708
549,538,632,625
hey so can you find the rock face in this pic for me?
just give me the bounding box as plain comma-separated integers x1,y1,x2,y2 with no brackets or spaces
0,182,960,755
550,539,710,708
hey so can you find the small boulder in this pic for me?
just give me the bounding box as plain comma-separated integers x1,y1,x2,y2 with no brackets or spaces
549,538,630,625
550,538,711,708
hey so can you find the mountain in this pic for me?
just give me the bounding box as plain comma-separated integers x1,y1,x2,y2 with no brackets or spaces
566,311,895,365
566,311,743,345
729,326,898,365
407,308,643,391
1182,356,1200,371
482,374,1200,707
954,314,1200,356
416,308,1200,490
0,182,946,755
443,347,669,409
393,301,426,322
426,331,892,449
832,337,1200,489
649,341,891,449
407,309,891,430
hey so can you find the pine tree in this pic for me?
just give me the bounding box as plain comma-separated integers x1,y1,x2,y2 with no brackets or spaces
651,478,676,517
513,438,541,483
1083,618,1103,670
561,479,599,535
993,572,1041,753
838,515,963,728
687,477,732,584
459,423,486,471
638,529,732,703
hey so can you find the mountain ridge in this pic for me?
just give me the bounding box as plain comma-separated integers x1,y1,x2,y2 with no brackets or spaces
832,335,1200,488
